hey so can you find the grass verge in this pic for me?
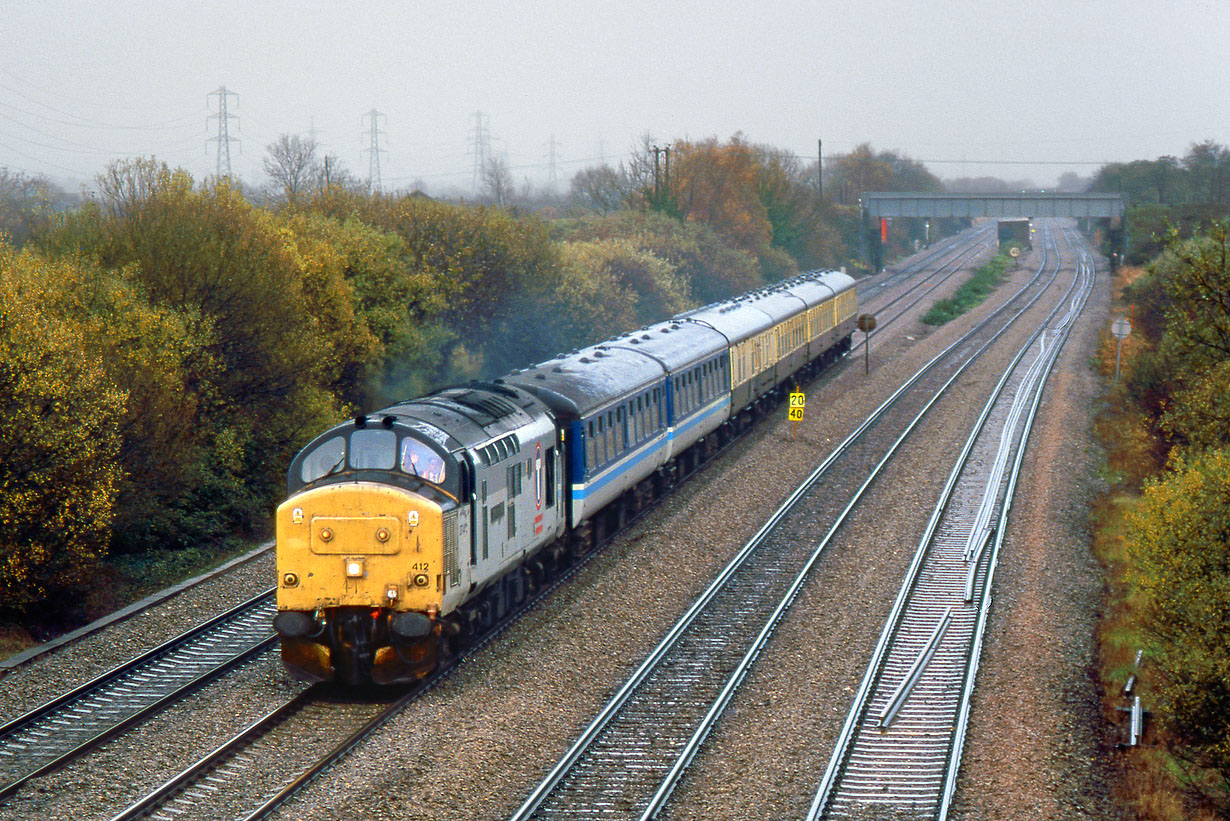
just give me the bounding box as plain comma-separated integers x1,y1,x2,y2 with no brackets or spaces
921,252,1013,325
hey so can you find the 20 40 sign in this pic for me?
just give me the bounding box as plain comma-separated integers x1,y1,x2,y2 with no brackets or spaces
788,391,805,421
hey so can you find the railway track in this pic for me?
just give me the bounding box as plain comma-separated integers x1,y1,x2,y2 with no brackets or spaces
854,224,996,340
0,246,936,818
106,684,408,821
807,227,1095,820
505,226,1070,820
0,224,1070,821
0,591,277,801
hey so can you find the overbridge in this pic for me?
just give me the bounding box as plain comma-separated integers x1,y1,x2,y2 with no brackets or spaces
863,192,1125,219
860,191,1127,268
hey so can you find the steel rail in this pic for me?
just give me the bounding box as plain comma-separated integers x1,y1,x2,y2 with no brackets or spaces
0,542,275,675
857,224,994,306
630,227,1068,821
938,232,1095,818
851,225,997,353
808,227,1074,819
103,486,686,821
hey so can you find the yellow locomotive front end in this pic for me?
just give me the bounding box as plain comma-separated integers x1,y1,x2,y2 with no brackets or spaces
275,481,446,685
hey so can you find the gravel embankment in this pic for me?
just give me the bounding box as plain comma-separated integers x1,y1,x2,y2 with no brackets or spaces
0,227,1120,821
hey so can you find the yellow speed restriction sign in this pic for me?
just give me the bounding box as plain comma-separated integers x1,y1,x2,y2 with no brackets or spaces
788,391,805,421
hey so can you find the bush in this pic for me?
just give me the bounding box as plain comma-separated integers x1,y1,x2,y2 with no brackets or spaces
1126,448,1230,810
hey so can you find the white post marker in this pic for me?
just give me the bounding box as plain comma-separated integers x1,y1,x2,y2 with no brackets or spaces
1112,316,1131,382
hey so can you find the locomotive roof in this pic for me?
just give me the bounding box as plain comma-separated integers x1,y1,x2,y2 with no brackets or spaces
376,382,548,451
499,340,667,420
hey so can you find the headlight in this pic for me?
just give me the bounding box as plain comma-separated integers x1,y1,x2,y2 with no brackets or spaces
345,558,365,578
282,572,299,587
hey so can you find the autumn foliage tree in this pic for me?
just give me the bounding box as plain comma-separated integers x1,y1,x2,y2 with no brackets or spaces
37,159,358,553
0,244,125,618
1126,448,1230,810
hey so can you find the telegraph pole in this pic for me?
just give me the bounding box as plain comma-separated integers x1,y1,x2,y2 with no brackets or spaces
652,145,662,201
362,109,386,193
817,138,823,197
207,86,239,178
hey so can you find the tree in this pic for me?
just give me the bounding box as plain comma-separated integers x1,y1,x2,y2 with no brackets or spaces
95,156,171,218
670,135,772,256
555,210,762,305
264,134,323,203
1184,140,1228,206
1055,171,1090,193
0,167,66,243
480,154,514,207
0,243,125,617
569,164,628,215
39,163,354,550
1150,221,1230,451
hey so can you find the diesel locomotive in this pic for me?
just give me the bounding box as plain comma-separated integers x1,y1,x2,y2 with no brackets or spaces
273,270,858,684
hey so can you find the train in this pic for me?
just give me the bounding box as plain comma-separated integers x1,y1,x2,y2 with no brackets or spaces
273,270,858,685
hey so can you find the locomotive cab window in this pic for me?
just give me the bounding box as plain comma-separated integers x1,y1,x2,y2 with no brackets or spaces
350,429,396,470
299,436,346,484
401,438,446,483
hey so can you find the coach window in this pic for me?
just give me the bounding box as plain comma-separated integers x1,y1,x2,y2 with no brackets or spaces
350,429,396,470
590,420,600,472
596,415,606,465
300,436,346,483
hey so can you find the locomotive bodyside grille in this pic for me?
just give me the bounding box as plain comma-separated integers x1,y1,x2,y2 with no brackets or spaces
444,509,460,587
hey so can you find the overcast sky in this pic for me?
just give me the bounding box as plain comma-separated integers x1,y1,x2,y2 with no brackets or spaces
3,0,1227,194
